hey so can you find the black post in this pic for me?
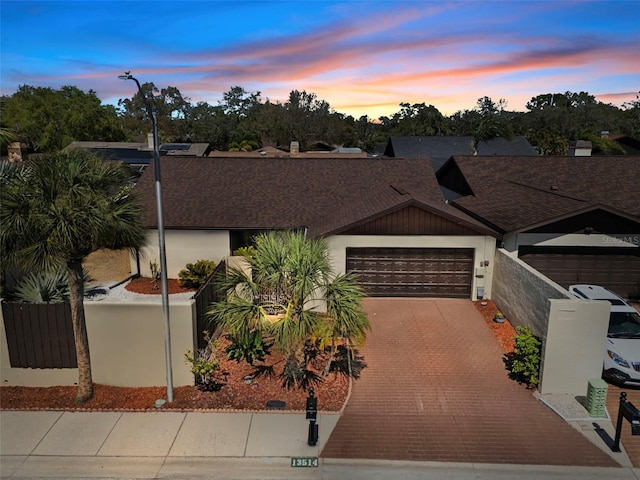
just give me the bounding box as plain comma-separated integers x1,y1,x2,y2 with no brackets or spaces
612,392,626,452
306,387,319,446
612,391,640,452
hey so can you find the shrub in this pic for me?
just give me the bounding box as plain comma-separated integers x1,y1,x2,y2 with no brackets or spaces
510,325,542,386
6,268,98,303
232,246,257,258
225,331,272,365
184,332,225,391
149,260,160,289
178,259,216,289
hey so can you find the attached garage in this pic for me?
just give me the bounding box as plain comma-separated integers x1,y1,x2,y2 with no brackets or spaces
519,246,640,299
346,247,474,298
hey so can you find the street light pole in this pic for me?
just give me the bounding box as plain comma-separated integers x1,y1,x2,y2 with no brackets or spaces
118,72,174,403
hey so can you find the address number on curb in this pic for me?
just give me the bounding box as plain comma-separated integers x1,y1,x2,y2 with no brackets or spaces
291,457,319,468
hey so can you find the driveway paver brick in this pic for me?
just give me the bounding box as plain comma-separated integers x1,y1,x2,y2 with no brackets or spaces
321,298,620,467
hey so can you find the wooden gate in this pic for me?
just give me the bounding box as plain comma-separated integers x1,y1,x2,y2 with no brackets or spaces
1,302,77,368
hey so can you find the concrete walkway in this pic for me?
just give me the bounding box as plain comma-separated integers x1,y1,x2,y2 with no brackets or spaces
1,409,639,480
1,409,638,480
0,410,338,478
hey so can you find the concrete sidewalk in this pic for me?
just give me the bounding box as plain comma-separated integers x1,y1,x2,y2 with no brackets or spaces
0,410,338,478
2,411,640,479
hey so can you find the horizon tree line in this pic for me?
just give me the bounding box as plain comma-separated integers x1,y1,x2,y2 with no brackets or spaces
1,84,639,157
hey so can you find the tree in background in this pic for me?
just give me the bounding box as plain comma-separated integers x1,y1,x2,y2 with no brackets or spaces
521,91,628,154
3,83,638,155
187,101,229,147
282,90,352,151
447,97,513,153
380,102,450,137
117,82,192,143
218,86,263,149
346,115,386,153
622,92,640,138
1,85,124,153
0,150,146,403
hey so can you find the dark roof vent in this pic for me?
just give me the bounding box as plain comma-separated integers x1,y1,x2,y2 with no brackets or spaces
550,185,559,191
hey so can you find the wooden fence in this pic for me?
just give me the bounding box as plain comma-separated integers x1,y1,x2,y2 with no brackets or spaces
1,302,77,368
194,259,226,350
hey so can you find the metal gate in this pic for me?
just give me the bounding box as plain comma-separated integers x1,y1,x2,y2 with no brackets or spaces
346,247,474,298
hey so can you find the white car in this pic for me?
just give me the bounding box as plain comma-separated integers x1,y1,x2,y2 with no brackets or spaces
569,284,640,386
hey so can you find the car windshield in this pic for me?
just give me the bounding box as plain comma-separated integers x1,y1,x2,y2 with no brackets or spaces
608,311,640,338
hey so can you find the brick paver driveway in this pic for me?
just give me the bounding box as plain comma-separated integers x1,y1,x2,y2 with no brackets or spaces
321,298,618,466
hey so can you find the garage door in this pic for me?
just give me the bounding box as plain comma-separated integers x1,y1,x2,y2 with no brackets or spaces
346,247,474,298
519,246,640,299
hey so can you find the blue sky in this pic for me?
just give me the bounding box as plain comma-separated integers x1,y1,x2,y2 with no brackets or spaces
1,0,638,118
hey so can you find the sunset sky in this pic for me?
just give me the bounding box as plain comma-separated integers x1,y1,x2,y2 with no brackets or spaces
1,0,638,119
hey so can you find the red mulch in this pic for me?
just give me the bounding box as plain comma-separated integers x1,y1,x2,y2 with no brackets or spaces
1,277,349,412
0,344,350,412
0,294,517,413
472,300,517,353
124,276,195,295
0,371,349,413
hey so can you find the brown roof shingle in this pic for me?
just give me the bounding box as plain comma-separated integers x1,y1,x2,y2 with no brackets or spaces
134,156,497,237
446,156,640,232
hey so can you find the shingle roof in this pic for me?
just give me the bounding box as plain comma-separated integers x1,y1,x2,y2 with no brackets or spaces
133,156,497,237
385,136,538,171
64,141,210,164
445,156,640,233
64,141,152,165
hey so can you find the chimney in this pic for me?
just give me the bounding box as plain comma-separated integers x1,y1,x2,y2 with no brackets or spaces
7,142,24,162
290,141,299,156
147,133,154,150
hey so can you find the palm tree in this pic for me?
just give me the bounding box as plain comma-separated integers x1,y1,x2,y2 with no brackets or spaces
207,230,369,389
0,150,146,403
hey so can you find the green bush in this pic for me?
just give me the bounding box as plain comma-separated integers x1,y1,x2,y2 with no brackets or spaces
225,331,272,365
232,246,257,258
178,259,216,289
184,331,226,391
6,268,98,303
510,325,542,386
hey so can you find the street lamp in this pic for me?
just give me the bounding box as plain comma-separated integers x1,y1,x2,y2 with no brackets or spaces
118,72,173,403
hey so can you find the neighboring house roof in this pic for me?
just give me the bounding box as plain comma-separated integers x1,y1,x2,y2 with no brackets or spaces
64,141,152,166
438,155,640,233
594,134,640,155
208,146,368,158
64,141,210,167
160,143,210,157
384,136,538,171
133,156,498,237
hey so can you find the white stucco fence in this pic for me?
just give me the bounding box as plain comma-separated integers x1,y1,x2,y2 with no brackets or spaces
1,296,197,388
491,248,610,395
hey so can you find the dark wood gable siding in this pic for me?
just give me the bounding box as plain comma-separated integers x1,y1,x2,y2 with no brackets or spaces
340,205,480,235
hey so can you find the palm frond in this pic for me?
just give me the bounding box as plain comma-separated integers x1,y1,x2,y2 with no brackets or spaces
206,299,264,339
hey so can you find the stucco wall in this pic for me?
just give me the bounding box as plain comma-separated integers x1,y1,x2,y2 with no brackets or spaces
327,235,496,300
539,299,609,395
492,249,610,396
491,248,569,336
1,300,196,387
135,230,230,277
136,230,496,301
